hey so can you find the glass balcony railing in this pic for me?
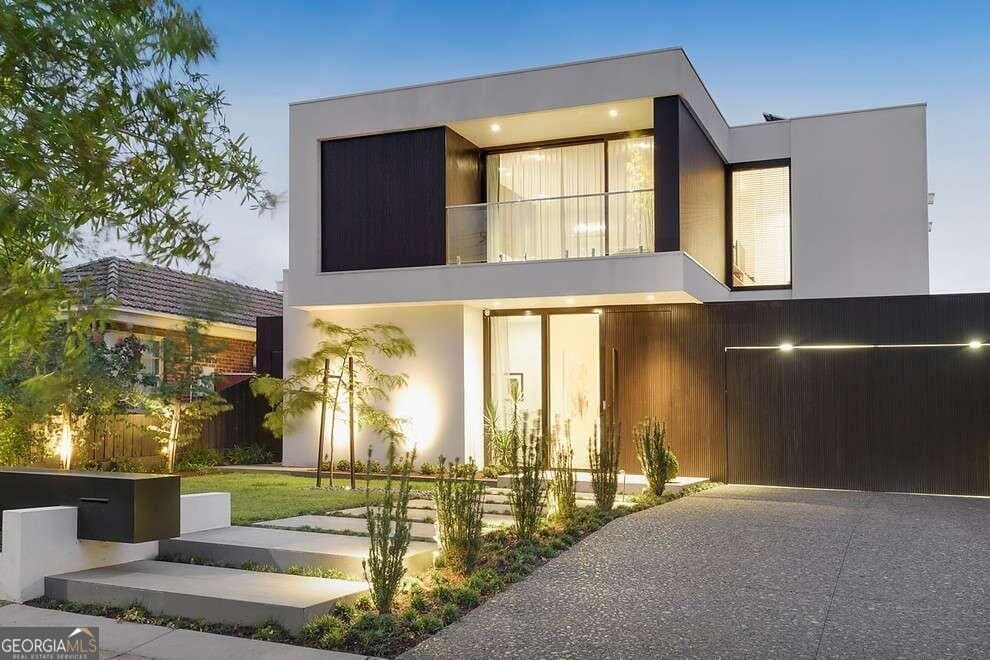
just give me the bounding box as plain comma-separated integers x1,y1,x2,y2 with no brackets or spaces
446,189,655,265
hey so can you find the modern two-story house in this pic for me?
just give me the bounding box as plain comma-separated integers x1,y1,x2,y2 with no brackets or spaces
281,48,989,495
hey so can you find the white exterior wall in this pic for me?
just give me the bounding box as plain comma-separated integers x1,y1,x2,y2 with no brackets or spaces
788,105,929,298
728,104,929,300
281,300,484,467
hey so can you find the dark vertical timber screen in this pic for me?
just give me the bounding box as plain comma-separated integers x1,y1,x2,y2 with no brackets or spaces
726,346,990,495
602,310,672,472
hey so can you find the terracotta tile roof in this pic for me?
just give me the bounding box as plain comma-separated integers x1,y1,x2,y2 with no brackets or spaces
62,257,282,328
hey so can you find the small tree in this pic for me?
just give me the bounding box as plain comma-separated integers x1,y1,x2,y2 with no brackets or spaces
363,448,416,614
143,319,230,473
634,418,679,497
508,415,549,540
434,456,485,572
589,411,621,510
251,320,414,487
550,420,577,519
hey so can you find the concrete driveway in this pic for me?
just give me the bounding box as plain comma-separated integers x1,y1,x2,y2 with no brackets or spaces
404,485,989,659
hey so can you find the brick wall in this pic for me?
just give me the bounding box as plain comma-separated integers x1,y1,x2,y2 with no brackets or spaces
106,321,256,375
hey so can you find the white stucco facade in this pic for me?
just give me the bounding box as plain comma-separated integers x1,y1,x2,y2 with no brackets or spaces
281,297,484,467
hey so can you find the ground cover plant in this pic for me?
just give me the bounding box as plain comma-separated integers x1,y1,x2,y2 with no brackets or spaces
32,481,721,657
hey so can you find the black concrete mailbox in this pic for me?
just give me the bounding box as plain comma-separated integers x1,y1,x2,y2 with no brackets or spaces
0,469,180,543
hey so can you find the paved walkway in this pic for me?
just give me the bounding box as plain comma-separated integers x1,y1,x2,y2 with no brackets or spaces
403,485,990,659
0,603,369,659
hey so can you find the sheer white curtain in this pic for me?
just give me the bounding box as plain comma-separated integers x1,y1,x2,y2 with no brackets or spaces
487,143,604,261
607,136,655,253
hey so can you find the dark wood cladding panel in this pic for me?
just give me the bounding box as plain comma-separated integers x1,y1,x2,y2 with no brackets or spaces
600,293,990,495
678,105,726,281
321,128,447,272
726,348,989,495
256,315,283,378
654,97,680,252
444,128,483,206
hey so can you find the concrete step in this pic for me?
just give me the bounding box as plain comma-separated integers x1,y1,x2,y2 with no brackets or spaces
334,507,515,528
44,559,367,633
159,525,436,576
255,515,437,541
408,498,512,515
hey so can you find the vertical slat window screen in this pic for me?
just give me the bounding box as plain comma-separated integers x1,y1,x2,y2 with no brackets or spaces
731,165,791,287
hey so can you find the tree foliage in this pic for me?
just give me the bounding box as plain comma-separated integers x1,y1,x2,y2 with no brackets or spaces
141,318,230,472
0,316,147,467
251,320,415,469
0,0,273,364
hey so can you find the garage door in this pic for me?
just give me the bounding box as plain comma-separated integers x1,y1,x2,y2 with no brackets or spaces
725,346,990,495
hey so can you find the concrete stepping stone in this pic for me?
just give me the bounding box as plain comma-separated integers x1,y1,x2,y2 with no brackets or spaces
159,525,436,576
255,514,437,541
44,559,367,633
408,498,512,515
334,506,515,528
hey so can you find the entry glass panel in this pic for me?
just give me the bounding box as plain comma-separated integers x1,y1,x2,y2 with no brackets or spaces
549,314,600,469
489,315,542,425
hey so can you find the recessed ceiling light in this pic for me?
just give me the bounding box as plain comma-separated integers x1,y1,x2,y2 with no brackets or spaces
646,294,656,302
492,301,502,306
565,297,576,305
779,342,794,352
608,108,619,118
968,339,983,349
490,123,501,133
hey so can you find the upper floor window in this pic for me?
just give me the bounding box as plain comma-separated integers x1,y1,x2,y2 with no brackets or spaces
482,135,654,262
730,163,791,288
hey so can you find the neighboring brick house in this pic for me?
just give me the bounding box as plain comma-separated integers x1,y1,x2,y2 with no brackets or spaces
62,257,282,389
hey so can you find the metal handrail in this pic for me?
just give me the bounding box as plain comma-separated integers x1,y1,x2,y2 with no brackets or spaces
445,188,654,209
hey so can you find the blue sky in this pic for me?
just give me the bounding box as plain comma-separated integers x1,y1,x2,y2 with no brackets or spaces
185,0,990,293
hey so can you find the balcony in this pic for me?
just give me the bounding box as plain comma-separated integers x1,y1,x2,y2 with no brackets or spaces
446,189,655,265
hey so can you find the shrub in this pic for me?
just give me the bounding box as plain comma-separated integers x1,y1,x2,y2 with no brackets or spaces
589,412,620,510
367,459,384,474
416,613,443,634
453,586,480,609
84,457,147,473
352,459,367,474
418,462,437,475
508,415,549,540
336,459,350,472
438,602,459,625
550,423,577,519
633,418,679,496
174,446,222,473
223,443,274,465
466,567,504,596
481,465,499,479
434,456,485,573
363,449,416,614
344,613,400,658
251,620,289,642
301,614,348,648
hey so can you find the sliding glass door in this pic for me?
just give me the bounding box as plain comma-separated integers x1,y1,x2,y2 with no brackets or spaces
487,311,601,469
548,313,601,468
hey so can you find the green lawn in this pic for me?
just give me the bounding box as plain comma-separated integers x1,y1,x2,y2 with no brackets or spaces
180,472,431,525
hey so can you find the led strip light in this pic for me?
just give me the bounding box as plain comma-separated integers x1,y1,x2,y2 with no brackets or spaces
725,340,986,352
